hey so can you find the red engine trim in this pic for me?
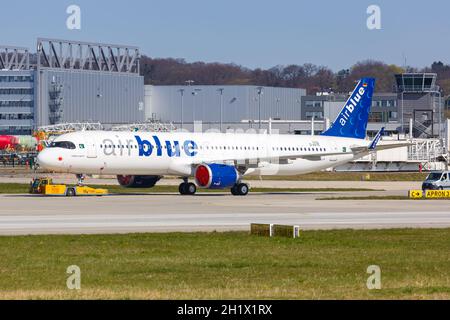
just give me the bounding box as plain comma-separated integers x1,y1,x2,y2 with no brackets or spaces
195,165,212,188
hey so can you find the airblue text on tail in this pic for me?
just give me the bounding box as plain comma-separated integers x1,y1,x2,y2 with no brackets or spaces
321,78,375,139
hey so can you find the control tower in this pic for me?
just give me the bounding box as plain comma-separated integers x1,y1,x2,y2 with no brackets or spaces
395,73,443,138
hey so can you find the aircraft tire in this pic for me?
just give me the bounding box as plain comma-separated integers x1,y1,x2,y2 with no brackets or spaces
186,183,197,195
179,182,196,195
236,183,249,196
179,183,187,195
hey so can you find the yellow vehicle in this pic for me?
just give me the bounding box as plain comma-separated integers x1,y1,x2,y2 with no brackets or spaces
29,177,108,196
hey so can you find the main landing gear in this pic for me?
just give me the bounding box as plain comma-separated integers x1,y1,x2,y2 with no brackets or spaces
179,178,197,195
231,183,249,196
178,179,250,196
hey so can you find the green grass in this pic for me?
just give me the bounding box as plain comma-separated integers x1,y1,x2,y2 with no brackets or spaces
0,229,448,299
0,183,33,194
0,183,379,194
246,171,428,181
0,168,429,182
318,195,413,200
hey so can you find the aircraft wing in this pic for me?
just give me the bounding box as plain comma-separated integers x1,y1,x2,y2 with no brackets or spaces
190,150,354,168
350,128,412,155
351,142,412,154
191,127,412,171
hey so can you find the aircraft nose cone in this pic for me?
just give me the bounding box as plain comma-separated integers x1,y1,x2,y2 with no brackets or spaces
36,151,46,168
37,150,54,169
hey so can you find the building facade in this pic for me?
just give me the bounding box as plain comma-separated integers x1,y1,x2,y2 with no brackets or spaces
1,39,145,135
35,39,145,127
301,73,443,138
144,85,306,124
0,46,34,135
0,70,35,135
302,93,398,123
36,69,144,126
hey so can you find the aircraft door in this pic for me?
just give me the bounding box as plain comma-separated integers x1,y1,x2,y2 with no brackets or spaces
329,142,338,161
85,136,97,158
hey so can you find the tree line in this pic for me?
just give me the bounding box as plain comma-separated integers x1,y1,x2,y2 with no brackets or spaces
140,56,450,96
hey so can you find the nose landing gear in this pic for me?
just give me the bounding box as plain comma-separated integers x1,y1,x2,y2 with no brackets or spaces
76,174,85,186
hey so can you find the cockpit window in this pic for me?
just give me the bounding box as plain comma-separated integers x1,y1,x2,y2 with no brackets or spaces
49,141,76,149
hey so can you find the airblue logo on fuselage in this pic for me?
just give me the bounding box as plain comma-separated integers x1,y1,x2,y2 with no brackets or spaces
135,135,198,157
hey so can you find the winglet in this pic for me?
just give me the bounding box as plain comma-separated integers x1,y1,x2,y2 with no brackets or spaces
368,127,385,150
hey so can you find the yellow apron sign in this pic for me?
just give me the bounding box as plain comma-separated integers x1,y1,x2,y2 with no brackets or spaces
425,190,450,199
408,190,423,199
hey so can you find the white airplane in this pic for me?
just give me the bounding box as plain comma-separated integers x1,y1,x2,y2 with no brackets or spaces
37,78,408,196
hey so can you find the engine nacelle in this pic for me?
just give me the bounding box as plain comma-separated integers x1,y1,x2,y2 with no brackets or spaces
117,175,161,188
194,164,238,189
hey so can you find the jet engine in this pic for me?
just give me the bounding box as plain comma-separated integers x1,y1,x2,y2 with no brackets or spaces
117,175,162,188
194,164,239,189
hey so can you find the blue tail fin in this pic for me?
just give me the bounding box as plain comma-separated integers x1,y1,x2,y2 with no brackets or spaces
321,78,375,139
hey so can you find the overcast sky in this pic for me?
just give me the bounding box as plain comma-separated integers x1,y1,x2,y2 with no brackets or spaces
1,0,449,71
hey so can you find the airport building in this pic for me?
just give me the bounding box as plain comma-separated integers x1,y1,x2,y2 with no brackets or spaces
0,46,34,135
301,92,399,136
143,79,448,171
144,85,306,129
1,38,448,171
301,73,443,139
0,39,145,135
300,74,448,171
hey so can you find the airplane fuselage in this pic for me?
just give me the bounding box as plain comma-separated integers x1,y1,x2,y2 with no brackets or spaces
38,131,368,177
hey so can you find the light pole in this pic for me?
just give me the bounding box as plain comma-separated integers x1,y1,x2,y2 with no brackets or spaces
192,88,201,122
275,97,281,119
217,88,224,132
184,80,195,128
178,89,185,129
401,91,404,134
256,87,263,129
